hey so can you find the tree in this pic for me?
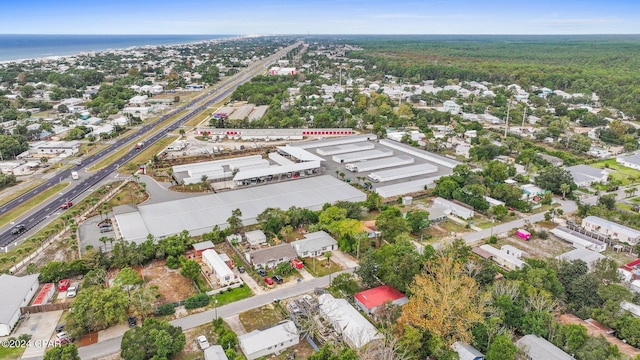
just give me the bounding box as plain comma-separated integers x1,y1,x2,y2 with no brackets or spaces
330,273,360,296
180,259,202,282
560,183,571,199
120,318,186,360
598,194,616,210
485,335,517,360
535,167,575,195
376,207,410,242
405,210,430,234
364,191,382,211
227,208,243,234
38,261,70,282
44,343,80,360
434,177,460,199
491,205,508,220
68,286,129,334
400,255,484,345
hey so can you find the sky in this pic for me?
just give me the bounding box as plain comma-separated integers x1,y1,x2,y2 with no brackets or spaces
1,0,638,35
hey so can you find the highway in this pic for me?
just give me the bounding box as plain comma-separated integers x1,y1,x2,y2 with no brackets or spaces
0,41,302,249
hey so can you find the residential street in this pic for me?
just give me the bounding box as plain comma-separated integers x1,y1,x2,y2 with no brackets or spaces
78,269,353,360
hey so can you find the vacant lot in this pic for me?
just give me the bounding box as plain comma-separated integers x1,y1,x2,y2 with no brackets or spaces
592,159,640,186
140,259,198,303
239,304,286,333
498,233,573,259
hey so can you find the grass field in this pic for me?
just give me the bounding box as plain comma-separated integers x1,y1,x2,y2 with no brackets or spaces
213,284,253,307
304,258,342,277
0,182,68,228
0,180,43,207
0,346,25,360
592,159,640,186
239,304,285,332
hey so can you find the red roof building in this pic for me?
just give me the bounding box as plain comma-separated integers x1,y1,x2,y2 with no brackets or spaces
354,285,408,315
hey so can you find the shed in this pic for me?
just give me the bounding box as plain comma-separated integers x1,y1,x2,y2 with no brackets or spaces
192,240,215,257
451,341,485,360
245,230,267,246
204,345,229,360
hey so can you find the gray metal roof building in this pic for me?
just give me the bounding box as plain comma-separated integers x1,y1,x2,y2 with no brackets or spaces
346,155,414,172
0,274,39,336
114,175,366,243
316,142,374,156
367,163,438,182
332,149,393,163
516,335,573,360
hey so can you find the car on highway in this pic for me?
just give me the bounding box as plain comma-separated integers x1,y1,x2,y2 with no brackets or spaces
60,201,73,210
264,277,274,285
66,286,78,298
10,224,26,235
197,335,210,350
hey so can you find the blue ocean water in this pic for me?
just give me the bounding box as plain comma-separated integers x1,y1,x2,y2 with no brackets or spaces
0,34,231,62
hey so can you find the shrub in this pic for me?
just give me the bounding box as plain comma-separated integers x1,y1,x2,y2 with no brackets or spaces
156,303,175,316
184,293,210,309
486,236,498,244
538,230,549,240
165,255,179,269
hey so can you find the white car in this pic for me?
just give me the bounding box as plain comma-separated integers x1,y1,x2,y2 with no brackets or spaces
66,286,77,298
197,335,210,350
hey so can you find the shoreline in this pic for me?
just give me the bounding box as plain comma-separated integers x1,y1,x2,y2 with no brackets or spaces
0,34,246,65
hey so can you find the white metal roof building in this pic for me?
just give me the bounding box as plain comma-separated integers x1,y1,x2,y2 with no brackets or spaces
550,226,607,252
374,176,443,198
516,335,573,360
276,145,324,162
291,231,338,258
0,274,39,336
367,164,438,182
379,139,460,168
556,247,605,270
582,216,640,245
232,161,320,183
268,152,294,166
238,320,299,360
332,149,393,163
293,134,377,149
204,345,229,360
318,293,382,349
316,142,375,156
114,175,366,243
202,249,234,285
345,155,414,172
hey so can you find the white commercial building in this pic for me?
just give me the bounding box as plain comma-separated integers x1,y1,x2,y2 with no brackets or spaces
582,216,640,245
0,274,39,336
238,320,299,360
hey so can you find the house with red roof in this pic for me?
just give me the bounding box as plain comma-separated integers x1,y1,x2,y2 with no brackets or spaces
354,285,408,315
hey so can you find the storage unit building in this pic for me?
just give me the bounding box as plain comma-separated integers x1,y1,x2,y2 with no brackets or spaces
332,149,393,163
367,164,438,182
345,155,414,172
316,142,374,156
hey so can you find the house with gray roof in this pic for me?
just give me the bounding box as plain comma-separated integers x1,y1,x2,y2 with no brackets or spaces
238,320,298,360
433,197,474,220
540,154,564,167
0,274,39,336
451,341,485,360
556,247,605,270
245,230,267,246
516,334,573,360
204,345,229,360
291,231,338,258
245,244,298,269
617,152,640,170
565,164,608,187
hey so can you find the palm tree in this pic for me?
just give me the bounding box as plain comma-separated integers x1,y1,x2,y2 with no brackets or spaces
324,251,333,267
559,183,571,200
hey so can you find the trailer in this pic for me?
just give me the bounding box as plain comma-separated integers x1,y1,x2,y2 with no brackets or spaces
71,171,79,180
332,149,393,163
516,229,531,241
367,164,438,182
345,155,414,172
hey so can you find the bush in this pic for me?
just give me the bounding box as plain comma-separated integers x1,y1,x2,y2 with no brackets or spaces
165,255,179,269
486,236,498,244
184,293,210,309
538,230,549,240
156,303,175,316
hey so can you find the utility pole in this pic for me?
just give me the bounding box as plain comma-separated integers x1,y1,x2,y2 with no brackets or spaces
504,97,512,137
521,106,527,128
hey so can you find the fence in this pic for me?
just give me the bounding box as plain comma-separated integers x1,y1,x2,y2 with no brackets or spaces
206,281,244,296
21,302,71,315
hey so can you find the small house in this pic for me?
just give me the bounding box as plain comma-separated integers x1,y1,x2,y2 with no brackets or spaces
582,216,640,245
204,345,229,360
245,230,267,246
238,320,298,360
475,245,526,271
451,341,485,360
556,248,605,270
354,285,408,315
516,334,573,360
202,249,235,286
246,244,297,269
291,231,338,258
318,294,382,349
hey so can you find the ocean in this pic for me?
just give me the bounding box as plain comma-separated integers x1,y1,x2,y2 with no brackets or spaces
0,34,232,62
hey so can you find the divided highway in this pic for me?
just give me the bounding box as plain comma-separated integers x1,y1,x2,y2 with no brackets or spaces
0,42,302,248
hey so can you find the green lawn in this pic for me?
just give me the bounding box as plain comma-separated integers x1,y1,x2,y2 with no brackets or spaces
239,305,286,332
213,284,253,306
0,346,25,360
304,258,342,277
591,158,640,186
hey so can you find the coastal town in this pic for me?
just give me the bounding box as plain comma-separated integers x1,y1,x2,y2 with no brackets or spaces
1,33,640,360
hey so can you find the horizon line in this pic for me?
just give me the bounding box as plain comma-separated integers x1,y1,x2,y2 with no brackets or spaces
2,33,640,36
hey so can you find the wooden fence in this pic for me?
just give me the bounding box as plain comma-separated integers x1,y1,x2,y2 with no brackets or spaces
21,302,71,315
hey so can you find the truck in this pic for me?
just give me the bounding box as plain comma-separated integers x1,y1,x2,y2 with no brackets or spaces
71,171,79,180
135,142,144,150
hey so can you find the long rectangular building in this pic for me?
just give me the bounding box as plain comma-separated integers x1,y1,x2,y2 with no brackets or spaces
582,216,640,245
114,175,366,243
332,149,393,163
367,164,438,182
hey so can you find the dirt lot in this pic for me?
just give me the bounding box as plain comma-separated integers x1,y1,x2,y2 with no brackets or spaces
140,259,198,303
239,304,286,333
497,232,574,259
558,314,640,359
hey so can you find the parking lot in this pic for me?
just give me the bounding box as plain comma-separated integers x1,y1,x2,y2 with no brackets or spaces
11,310,64,360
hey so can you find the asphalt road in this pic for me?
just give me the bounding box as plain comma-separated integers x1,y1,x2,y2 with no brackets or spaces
0,42,301,249
78,269,351,360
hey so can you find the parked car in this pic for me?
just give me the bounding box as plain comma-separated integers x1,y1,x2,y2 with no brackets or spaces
66,286,77,298
257,269,267,277
127,316,137,327
55,323,65,332
11,224,26,235
55,337,73,345
197,335,210,350
237,266,245,273
272,275,284,284
264,277,274,285
56,331,71,340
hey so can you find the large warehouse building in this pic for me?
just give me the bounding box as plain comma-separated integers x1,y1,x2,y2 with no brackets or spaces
113,175,366,243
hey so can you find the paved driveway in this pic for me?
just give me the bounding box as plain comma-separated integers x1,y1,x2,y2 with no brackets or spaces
13,310,63,360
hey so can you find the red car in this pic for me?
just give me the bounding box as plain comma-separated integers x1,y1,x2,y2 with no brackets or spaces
60,201,73,210
291,259,304,269
264,277,274,285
